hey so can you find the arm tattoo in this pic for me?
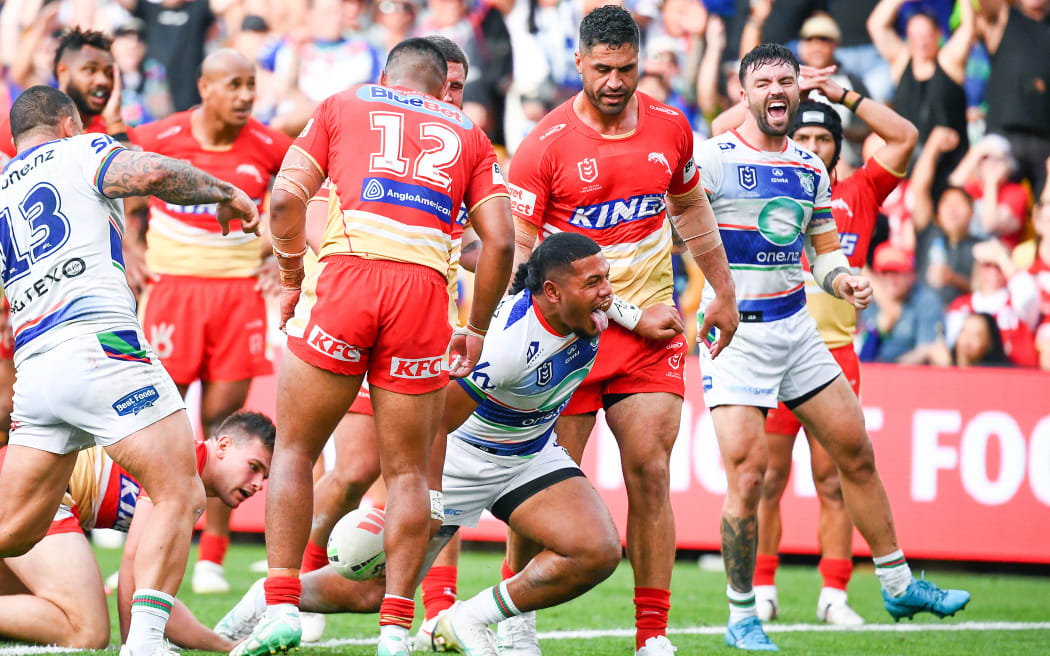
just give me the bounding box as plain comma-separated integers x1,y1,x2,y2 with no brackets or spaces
822,266,852,297
102,151,235,205
809,213,836,227
721,513,757,593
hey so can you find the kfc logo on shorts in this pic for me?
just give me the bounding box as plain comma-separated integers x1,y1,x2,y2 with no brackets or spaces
308,325,361,362
577,157,598,183
391,356,445,379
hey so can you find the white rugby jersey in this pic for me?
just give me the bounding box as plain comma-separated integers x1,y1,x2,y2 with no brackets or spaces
0,133,139,366
696,129,833,323
454,288,599,456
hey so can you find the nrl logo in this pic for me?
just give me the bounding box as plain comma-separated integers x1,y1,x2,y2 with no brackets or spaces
536,361,553,386
738,165,757,191
577,157,598,183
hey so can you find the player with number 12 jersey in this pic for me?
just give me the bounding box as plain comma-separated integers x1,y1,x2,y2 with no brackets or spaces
286,82,507,391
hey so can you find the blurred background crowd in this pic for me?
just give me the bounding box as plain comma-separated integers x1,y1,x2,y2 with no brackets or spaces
1,0,1048,371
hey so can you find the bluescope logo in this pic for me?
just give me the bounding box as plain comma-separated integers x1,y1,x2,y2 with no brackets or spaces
569,194,666,229
113,386,159,416
361,177,454,222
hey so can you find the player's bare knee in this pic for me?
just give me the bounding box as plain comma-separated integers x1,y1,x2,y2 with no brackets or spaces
761,463,790,500
68,619,109,649
622,456,670,501
581,533,622,584
834,434,876,479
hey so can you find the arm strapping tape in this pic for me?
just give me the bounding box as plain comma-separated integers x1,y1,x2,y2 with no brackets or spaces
605,294,643,331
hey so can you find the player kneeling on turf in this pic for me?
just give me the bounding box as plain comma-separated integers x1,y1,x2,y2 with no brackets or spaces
215,233,684,655
0,411,274,651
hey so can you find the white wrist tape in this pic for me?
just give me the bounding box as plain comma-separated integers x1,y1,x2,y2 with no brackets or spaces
605,295,643,331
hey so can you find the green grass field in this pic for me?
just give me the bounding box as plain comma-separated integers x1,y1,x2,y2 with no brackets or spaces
2,542,1048,655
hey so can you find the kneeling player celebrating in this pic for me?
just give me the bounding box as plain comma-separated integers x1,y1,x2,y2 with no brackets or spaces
429,232,682,653
216,233,683,654
0,411,274,651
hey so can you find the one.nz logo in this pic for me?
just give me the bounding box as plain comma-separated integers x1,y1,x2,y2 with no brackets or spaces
536,361,553,386
113,386,159,416
738,165,757,190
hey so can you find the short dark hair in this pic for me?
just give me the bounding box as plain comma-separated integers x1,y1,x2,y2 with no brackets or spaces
385,37,448,86
424,35,468,78
53,26,112,79
939,184,974,207
509,233,603,295
9,86,77,142
739,43,799,85
214,410,276,452
579,5,639,54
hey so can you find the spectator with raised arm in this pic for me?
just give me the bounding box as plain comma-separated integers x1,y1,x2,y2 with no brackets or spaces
910,126,979,306
947,133,1030,249
977,0,1050,196
868,0,973,195
861,244,945,364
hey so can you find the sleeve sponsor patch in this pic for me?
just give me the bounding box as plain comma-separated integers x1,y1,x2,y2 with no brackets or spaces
508,182,537,217
493,162,505,185
683,158,697,184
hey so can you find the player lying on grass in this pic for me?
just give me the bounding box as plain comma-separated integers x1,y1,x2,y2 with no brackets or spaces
0,411,274,651
215,233,686,654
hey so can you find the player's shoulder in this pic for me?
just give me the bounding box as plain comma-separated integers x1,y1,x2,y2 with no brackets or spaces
784,136,823,169
243,117,292,148
638,92,692,136
517,101,576,154
696,129,739,157
136,109,192,144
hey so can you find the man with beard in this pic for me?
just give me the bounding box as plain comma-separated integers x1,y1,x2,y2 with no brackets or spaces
694,43,969,651
131,50,291,598
0,27,125,157
506,7,737,654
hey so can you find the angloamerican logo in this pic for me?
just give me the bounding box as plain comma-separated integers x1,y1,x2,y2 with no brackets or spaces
361,177,454,222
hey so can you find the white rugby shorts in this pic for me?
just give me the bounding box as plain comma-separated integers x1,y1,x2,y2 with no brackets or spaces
10,329,184,454
441,434,583,528
698,307,842,410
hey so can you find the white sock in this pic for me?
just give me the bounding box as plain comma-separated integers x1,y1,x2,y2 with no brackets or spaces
873,550,912,598
727,585,757,624
818,586,848,607
265,602,300,621
379,624,410,642
127,589,174,654
460,581,521,626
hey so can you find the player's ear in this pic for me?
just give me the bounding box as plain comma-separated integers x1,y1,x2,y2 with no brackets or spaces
379,69,389,87
575,51,583,75
60,114,77,138
216,434,233,457
543,279,560,304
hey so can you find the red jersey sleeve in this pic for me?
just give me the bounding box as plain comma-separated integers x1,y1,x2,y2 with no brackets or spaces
862,156,906,206
463,126,508,214
265,128,294,173
666,113,700,197
292,98,334,176
130,119,164,152
506,130,552,228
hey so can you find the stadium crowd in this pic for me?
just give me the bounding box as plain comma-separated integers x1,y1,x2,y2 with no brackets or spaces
1,0,1048,371
0,0,1005,652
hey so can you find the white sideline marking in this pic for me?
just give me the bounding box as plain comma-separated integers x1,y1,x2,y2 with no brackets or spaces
1,622,1047,653
305,622,1050,647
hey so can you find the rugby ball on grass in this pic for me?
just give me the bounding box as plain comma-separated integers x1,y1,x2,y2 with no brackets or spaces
327,507,386,581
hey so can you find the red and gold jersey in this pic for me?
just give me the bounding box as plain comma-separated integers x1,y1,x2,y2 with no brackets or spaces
133,111,291,278
309,181,469,325
508,93,699,309
293,84,506,277
61,441,208,532
805,156,903,348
